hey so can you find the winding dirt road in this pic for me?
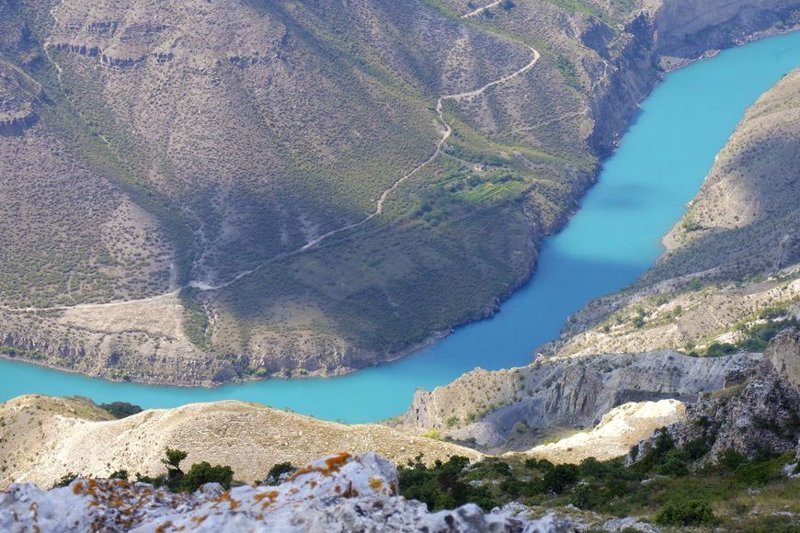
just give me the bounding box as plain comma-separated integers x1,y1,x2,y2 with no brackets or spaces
5,2,541,312
462,0,505,18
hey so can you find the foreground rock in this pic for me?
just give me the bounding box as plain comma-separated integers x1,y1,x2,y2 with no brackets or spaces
0,396,481,490
0,452,571,532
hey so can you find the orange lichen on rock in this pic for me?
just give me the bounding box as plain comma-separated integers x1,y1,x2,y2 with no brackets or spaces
290,452,353,480
255,490,279,510
214,491,240,510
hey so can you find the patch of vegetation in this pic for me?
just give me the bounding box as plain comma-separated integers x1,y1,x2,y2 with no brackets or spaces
136,448,234,493
398,440,800,529
179,288,211,350
698,315,799,356
99,402,143,419
655,500,719,527
53,472,78,488
0,345,46,361
264,462,298,485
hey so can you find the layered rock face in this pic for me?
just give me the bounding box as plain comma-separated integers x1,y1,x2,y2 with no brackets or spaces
635,328,800,462
400,351,758,451
0,68,38,133
0,452,568,532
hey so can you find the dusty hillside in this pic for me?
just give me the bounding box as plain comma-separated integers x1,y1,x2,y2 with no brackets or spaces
0,395,481,490
1,0,798,384
524,399,686,464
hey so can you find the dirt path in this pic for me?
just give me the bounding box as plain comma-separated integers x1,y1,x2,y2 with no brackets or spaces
192,44,540,291
462,0,505,18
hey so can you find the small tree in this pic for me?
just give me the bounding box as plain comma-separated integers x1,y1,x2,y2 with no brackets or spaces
162,448,188,490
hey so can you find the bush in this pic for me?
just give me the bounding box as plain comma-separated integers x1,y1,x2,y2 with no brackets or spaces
542,464,579,494
99,402,143,419
109,469,129,480
717,449,747,470
658,451,689,477
53,472,78,488
706,342,738,357
656,500,719,526
398,455,497,511
265,462,297,485
181,462,234,492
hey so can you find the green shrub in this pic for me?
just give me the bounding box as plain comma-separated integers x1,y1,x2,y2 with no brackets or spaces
53,472,78,488
398,455,497,511
99,402,143,419
542,464,579,494
181,462,234,492
658,451,689,477
655,500,718,526
265,462,297,485
109,469,129,480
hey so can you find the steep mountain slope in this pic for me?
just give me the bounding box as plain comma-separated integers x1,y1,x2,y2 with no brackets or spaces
1,0,799,383
0,395,481,490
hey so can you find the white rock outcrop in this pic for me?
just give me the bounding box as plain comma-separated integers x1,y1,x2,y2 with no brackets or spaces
527,399,686,463
0,452,573,532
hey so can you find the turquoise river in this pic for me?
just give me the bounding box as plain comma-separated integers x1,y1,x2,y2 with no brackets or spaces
2,31,800,423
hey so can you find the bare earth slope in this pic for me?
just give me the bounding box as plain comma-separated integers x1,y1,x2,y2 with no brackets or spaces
0,395,481,490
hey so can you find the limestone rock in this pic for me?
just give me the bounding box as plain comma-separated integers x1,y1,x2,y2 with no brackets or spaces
400,351,758,451
0,452,573,532
527,399,685,464
765,327,800,389
633,329,800,463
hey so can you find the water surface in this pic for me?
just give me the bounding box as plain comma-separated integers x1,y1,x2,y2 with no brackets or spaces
2,32,800,422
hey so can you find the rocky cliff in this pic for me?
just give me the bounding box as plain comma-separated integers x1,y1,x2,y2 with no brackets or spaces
398,350,757,451
634,328,800,463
